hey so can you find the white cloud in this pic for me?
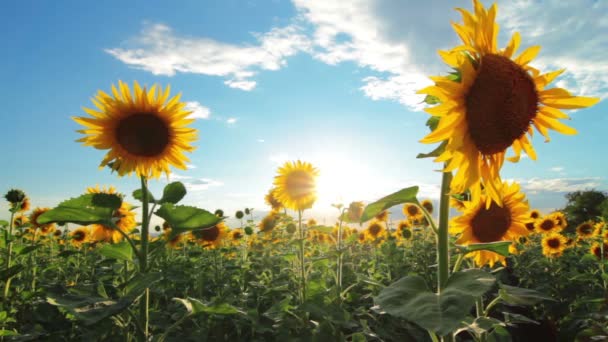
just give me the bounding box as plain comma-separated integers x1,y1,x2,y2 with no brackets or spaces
106,23,311,91
520,177,604,193
184,101,211,119
165,173,224,191
186,164,197,169
550,166,564,172
257,139,265,143
226,117,238,124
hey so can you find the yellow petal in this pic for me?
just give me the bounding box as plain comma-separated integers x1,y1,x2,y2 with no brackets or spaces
515,45,541,66
534,115,577,135
542,95,600,110
503,32,520,58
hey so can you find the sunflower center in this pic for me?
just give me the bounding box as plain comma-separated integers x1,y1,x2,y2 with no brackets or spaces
579,224,593,235
465,54,538,155
539,219,555,231
471,202,511,242
407,205,420,216
369,223,382,236
286,171,315,199
74,231,85,241
547,238,560,249
116,114,170,157
199,226,220,241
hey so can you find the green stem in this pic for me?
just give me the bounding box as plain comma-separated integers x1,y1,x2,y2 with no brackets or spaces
138,176,150,341
452,253,465,273
336,208,346,299
482,296,501,317
437,169,453,342
298,209,306,304
2,211,15,302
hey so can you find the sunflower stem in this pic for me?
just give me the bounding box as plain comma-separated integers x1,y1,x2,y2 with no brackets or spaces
298,209,306,304
437,169,453,342
2,211,15,304
138,176,150,341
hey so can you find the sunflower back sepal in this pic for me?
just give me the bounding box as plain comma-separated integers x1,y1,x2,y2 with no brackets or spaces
154,204,223,239
374,269,495,336
457,241,512,257
360,186,419,223
38,193,122,227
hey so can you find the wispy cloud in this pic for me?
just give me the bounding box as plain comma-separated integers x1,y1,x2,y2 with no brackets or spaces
165,173,224,191
519,177,604,194
226,117,238,124
550,166,564,172
257,139,265,143
184,101,211,119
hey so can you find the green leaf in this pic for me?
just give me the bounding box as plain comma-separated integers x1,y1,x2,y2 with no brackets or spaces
97,241,133,262
426,116,440,131
174,297,243,316
0,265,25,281
308,225,334,234
17,245,40,256
155,204,222,238
159,182,187,204
132,189,156,203
0,330,18,337
417,140,447,159
122,272,162,296
459,241,513,257
424,95,441,105
37,193,122,226
360,187,419,223
498,284,555,306
375,269,495,335
0,220,8,227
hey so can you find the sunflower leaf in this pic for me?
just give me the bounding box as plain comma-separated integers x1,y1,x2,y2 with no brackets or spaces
458,241,513,257
307,225,334,234
174,297,243,316
375,269,495,336
360,187,419,223
498,284,555,306
155,204,222,239
424,95,441,105
97,241,133,262
417,140,447,159
0,265,25,281
426,116,441,131
132,189,157,204
159,181,187,204
0,220,8,228
37,193,122,226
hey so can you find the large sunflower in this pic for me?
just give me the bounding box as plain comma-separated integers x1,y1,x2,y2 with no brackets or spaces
450,181,529,267
273,161,319,211
419,0,599,206
73,81,197,179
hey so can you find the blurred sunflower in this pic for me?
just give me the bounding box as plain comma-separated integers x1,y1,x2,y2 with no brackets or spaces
73,80,197,179
357,232,367,244
551,211,567,229
347,201,365,222
229,229,245,243
419,0,599,206
450,181,529,267
529,210,541,220
535,216,561,234
397,220,412,232
259,213,278,233
87,187,136,243
273,160,319,211
307,218,317,227
191,222,228,249
421,200,434,215
541,233,567,258
265,188,283,212
524,220,536,233
13,215,29,227
16,197,30,212
70,227,90,247
163,229,182,249
576,221,597,240
375,210,389,222
29,207,55,234
590,242,608,260
365,221,386,241
403,204,424,222
4,189,27,209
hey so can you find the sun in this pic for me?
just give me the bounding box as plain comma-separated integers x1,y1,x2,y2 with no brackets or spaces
314,156,376,208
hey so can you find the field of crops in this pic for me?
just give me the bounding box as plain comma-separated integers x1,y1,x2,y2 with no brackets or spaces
2,0,606,341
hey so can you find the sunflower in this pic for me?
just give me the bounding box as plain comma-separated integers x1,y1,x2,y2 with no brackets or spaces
365,221,386,241
265,188,283,212
375,210,389,222
347,201,365,222
16,197,30,212
70,227,90,247
529,210,541,220
259,213,279,233
535,216,561,234
87,187,136,243
541,232,567,258
450,181,529,267
73,80,197,179
551,211,567,229
29,207,55,233
357,232,367,244
4,189,26,207
421,199,434,215
449,197,467,211
13,215,29,227
229,229,245,243
403,204,424,222
419,0,599,206
524,220,536,233
397,220,412,232
191,222,228,249
576,221,597,239
164,230,183,249
273,160,319,211
590,242,608,260
307,218,317,227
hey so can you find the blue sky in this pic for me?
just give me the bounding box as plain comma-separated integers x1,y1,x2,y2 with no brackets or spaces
1,0,606,222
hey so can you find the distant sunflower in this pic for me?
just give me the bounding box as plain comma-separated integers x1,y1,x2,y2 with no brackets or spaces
365,221,386,241
73,80,197,179
347,201,365,222
576,221,597,239
419,0,599,206
590,242,608,260
259,213,278,233
29,207,55,233
17,197,30,212
70,227,90,247
397,220,412,232
265,188,283,211
191,222,228,249
541,233,567,258
403,204,424,222
13,215,29,227
307,218,317,227
229,229,245,242
273,161,319,211
357,232,366,244
164,230,182,249
450,181,529,267
421,199,434,215
535,216,560,234
87,187,136,243
551,212,567,229
529,210,541,220
524,220,536,233
375,210,389,222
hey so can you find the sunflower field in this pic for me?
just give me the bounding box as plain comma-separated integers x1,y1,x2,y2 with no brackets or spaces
1,1,606,341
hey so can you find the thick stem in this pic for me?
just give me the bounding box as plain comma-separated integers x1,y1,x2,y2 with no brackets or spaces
437,169,453,342
336,209,346,299
2,211,15,302
139,176,150,341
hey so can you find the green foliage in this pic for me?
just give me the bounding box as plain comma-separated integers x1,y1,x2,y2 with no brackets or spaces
562,190,607,227
155,204,222,238
160,182,187,204
37,193,122,226
459,241,513,257
498,284,555,306
360,186,419,223
97,241,133,262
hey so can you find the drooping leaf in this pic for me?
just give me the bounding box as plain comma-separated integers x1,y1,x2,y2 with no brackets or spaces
174,297,243,316
498,284,555,306
360,187,419,223
97,241,133,262
0,265,25,281
458,241,513,257
159,182,187,204
37,193,122,226
375,269,495,335
417,140,447,159
155,204,222,238
132,189,156,203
